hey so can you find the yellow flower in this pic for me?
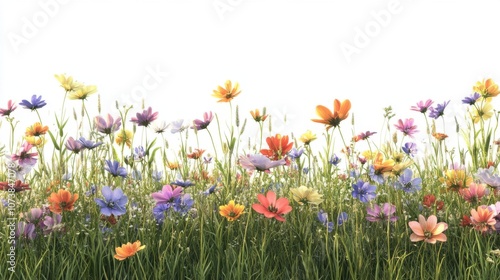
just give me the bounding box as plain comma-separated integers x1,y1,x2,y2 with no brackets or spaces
166,160,180,170
362,150,375,160
212,80,241,102
299,130,317,145
54,74,82,92
471,101,494,123
115,129,133,148
25,122,49,137
114,240,146,261
473,78,499,99
439,169,473,192
25,136,46,147
250,109,268,122
290,185,323,205
219,200,245,221
68,85,97,100
392,161,412,176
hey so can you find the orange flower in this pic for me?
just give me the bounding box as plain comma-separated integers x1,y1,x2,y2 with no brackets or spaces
25,122,49,137
47,189,79,214
252,190,292,222
311,99,351,130
187,149,205,160
250,109,268,122
212,80,241,102
409,214,448,244
260,134,293,161
432,132,448,141
114,240,146,261
470,205,496,233
219,200,245,221
372,153,394,176
166,160,180,170
473,78,499,99
0,180,30,192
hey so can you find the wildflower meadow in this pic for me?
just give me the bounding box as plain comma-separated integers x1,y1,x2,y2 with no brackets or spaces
1,76,500,279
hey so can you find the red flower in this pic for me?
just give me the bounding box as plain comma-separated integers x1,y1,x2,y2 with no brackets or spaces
187,149,205,160
0,180,30,192
252,190,292,222
260,134,293,161
422,194,444,211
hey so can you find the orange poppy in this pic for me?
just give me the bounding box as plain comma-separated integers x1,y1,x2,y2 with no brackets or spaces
47,189,79,214
212,80,241,102
311,99,351,130
25,122,49,137
260,134,293,161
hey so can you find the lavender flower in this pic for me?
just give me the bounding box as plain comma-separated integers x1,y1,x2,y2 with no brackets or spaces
239,154,286,172
462,92,481,105
317,210,334,232
78,137,103,149
191,111,213,131
288,148,304,161
351,180,377,203
410,99,433,114
10,142,38,166
130,107,158,127
402,142,417,157
151,184,183,206
170,119,188,133
173,194,194,215
329,154,341,166
153,203,171,223
394,168,422,193
19,95,47,110
476,167,500,189
394,118,419,138
171,178,194,188
16,222,36,240
133,146,146,161
95,114,121,134
366,203,398,222
104,160,127,178
0,100,17,117
65,137,85,153
94,186,128,217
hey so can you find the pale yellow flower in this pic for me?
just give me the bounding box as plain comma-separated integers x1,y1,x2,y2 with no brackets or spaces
115,129,133,148
299,130,317,145
290,185,323,205
68,85,97,100
54,74,82,92
471,101,494,123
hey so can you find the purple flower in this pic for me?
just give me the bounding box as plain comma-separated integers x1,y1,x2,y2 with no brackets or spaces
317,210,334,232
369,165,385,184
152,170,163,182
10,142,38,166
22,207,44,225
428,100,450,119
16,222,36,240
171,178,194,188
133,146,145,161
476,167,500,189
351,180,377,203
78,137,103,149
95,114,122,134
394,118,419,138
104,160,127,178
329,154,341,166
366,203,398,222
85,185,97,197
402,142,417,157
130,107,158,127
191,111,213,131
354,131,377,142
0,100,17,117
94,186,128,216
19,95,47,110
151,184,183,206
394,168,422,193
239,154,286,172
65,137,85,153
173,194,194,215
462,92,481,105
410,99,433,114
288,148,304,160
337,212,348,226
42,214,64,234
152,203,171,223
202,184,217,195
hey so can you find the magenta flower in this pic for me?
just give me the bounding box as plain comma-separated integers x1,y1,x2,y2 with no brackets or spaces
410,99,433,113
239,154,286,172
394,118,419,138
151,184,183,206
0,100,17,117
191,111,214,131
130,107,158,127
95,114,122,134
366,203,398,222
10,142,38,166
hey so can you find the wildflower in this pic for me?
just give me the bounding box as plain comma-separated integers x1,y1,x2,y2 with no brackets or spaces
462,92,481,105
115,129,134,148
471,101,494,123
171,178,195,188
473,78,500,99
78,137,103,149
68,85,98,100
153,203,171,223
20,207,44,224
212,80,241,102
152,170,163,182
459,183,489,203
47,189,79,214
10,142,38,166
337,212,348,225
239,154,286,172
54,74,82,92
317,210,334,232
151,184,183,206
329,154,341,166
5,158,34,181
353,131,377,142
42,214,64,235
94,186,128,217
202,184,217,195
476,167,500,190
428,100,450,119
173,194,194,215
191,111,213,130
409,214,448,244
151,120,169,134
290,186,323,205
369,153,394,183
114,240,146,261
440,169,472,192
470,205,496,233
410,99,433,113
260,134,293,161
95,114,122,134
104,160,128,178
133,146,146,161
219,200,245,221
366,203,398,222
85,185,97,197
19,95,47,110
65,137,85,153
394,168,422,193
170,119,188,133
422,194,444,210
351,180,377,203
130,107,158,127
299,130,317,145
187,149,205,160
311,99,351,130
287,148,303,161
250,109,267,122
25,122,48,137
0,180,31,192
432,132,448,141
0,100,17,117
252,190,292,222
394,118,419,138
166,161,180,170
24,136,45,147
16,222,36,240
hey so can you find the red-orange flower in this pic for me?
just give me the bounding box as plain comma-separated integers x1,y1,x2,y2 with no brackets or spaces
260,134,293,161
114,240,146,261
0,180,30,192
422,194,444,211
187,149,205,160
252,190,292,222
25,122,49,137
311,99,351,130
47,189,79,214
212,80,241,102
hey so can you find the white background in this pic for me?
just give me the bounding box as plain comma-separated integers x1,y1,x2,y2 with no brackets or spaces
1,0,500,156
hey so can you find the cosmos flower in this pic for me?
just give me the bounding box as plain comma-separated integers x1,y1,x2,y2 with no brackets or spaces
299,130,317,145
351,180,377,203
19,95,47,110
54,74,82,92
68,85,97,100
104,160,128,178
219,200,245,221
459,183,489,203
95,114,122,134
65,137,85,153
114,240,146,261
151,120,169,134
409,215,448,244
470,205,496,233
462,92,481,105
94,186,128,217
187,149,205,160
239,154,286,172
130,107,158,127
394,118,419,138
250,108,268,122
471,101,494,123
473,78,500,99
151,184,183,206
10,142,38,166
410,99,433,113
0,180,30,192
212,80,241,102
252,190,292,222
170,119,188,134
366,203,398,222
290,186,323,205
393,168,422,193
0,100,17,117
25,122,49,137
311,99,351,130
191,111,213,131
78,137,103,149
428,100,450,119
47,189,79,214
353,131,377,142
476,167,500,190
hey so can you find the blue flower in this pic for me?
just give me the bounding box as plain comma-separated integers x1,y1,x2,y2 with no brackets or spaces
171,178,194,188
133,146,145,161
369,165,385,184
202,184,217,195
317,210,333,232
351,180,377,203
173,194,194,215
462,92,481,105
337,212,348,226
152,170,163,182
19,95,47,110
104,160,127,178
329,154,341,166
152,203,171,224
94,186,128,216
288,148,304,160
402,142,417,157
65,137,85,153
428,100,450,119
394,168,421,193
78,137,103,149
85,185,96,197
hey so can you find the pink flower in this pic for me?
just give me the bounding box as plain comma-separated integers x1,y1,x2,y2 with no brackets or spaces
408,215,448,244
252,190,292,222
470,205,496,233
459,183,489,203
394,118,419,138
